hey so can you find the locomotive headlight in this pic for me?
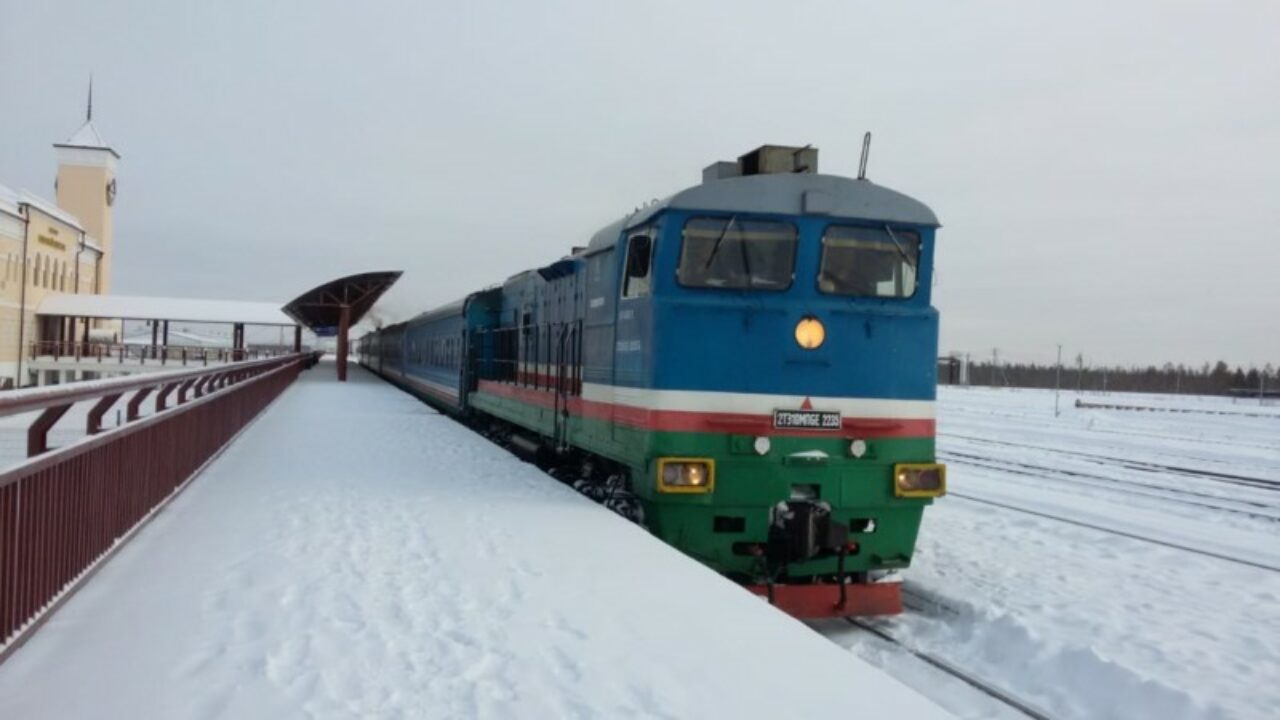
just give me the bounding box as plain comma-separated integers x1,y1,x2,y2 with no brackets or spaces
893,463,947,498
794,316,825,350
657,458,715,494
753,436,772,455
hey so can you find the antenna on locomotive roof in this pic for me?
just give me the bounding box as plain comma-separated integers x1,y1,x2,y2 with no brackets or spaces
857,132,872,180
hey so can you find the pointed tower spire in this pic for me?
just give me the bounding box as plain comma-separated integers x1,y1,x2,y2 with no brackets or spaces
87,75,93,121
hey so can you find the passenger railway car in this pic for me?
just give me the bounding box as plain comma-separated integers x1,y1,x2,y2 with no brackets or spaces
359,145,945,617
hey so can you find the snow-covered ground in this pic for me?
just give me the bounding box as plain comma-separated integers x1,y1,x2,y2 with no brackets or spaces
0,365,948,719
820,386,1280,720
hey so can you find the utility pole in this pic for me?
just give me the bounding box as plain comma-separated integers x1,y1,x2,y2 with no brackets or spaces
1076,354,1084,392
1054,344,1063,417
991,348,998,388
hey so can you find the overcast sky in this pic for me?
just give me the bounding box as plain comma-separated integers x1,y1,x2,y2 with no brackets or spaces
1,0,1276,368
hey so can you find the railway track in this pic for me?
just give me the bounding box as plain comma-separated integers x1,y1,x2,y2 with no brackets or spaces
939,409,1280,453
942,433,1280,492
949,492,1280,573
940,451,1280,524
843,617,1053,720
900,583,962,619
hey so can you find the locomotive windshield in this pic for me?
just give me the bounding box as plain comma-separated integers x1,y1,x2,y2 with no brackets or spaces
677,217,797,290
818,225,920,298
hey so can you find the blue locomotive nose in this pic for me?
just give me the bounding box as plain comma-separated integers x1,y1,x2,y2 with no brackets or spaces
651,301,938,403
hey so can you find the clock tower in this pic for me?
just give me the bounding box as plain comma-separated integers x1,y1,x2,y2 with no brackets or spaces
54,80,119,293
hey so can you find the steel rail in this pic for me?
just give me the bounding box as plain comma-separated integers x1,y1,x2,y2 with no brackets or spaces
843,617,1054,720
941,452,1280,524
941,433,1279,492
949,492,1280,573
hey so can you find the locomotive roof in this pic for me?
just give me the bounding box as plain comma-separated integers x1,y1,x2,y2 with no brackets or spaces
586,173,939,253
407,297,468,324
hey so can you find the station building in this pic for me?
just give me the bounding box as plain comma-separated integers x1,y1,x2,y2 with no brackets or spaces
0,101,115,388
0,91,354,389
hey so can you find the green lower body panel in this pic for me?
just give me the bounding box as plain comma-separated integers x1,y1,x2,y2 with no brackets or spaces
469,387,938,578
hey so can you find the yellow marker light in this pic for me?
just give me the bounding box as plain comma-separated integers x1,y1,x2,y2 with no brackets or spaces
657,458,716,494
893,463,947,498
794,316,826,350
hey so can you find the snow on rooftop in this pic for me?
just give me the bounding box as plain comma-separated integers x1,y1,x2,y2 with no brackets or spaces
0,183,18,217
0,182,86,231
59,119,110,149
0,367,948,718
122,327,225,347
38,293,296,326
18,190,84,231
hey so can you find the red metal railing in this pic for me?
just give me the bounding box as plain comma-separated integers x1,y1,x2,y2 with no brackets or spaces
29,341,303,366
0,351,322,662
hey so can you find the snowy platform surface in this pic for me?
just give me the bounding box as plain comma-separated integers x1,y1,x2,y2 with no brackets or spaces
0,366,947,719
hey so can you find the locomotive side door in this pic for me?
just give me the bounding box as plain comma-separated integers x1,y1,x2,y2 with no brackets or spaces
552,279,568,448
614,229,654,442
582,248,616,449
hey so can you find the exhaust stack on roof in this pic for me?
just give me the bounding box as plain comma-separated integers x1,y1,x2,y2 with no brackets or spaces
702,144,818,183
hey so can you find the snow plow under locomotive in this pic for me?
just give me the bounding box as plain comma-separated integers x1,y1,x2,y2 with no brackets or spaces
358,144,945,618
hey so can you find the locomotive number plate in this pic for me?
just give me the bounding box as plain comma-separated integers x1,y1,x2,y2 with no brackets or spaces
773,410,842,431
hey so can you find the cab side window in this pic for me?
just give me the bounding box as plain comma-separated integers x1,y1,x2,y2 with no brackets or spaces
622,232,653,299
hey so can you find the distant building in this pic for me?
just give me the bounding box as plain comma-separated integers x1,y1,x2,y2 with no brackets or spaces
122,325,223,348
0,87,115,386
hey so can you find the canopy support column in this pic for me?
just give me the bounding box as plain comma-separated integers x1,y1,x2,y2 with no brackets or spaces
337,304,350,382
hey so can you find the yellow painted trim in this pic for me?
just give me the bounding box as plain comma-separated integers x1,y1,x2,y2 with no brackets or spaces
656,457,716,494
893,463,946,498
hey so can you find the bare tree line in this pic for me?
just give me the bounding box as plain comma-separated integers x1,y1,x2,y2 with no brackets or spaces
941,357,1278,397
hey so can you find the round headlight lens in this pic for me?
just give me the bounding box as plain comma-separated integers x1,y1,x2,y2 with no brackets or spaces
795,316,825,350
753,436,771,455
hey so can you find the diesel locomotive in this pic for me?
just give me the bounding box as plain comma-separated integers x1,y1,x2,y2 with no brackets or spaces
358,144,945,617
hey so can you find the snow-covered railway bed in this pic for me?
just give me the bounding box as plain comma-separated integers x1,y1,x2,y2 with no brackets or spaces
937,450,1280,572
943,433,1280,491
938,388,1280,482
842,616,1054,720
820,497,1280,719
941,449,1280,524
949,489,1280,572
821,387,1280,719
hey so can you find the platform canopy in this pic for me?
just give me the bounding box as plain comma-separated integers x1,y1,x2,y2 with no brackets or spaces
282,272,401,382
38,292,296,326
282,271,401,335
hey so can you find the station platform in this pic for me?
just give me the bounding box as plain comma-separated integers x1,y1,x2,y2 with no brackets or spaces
0,364,946,718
